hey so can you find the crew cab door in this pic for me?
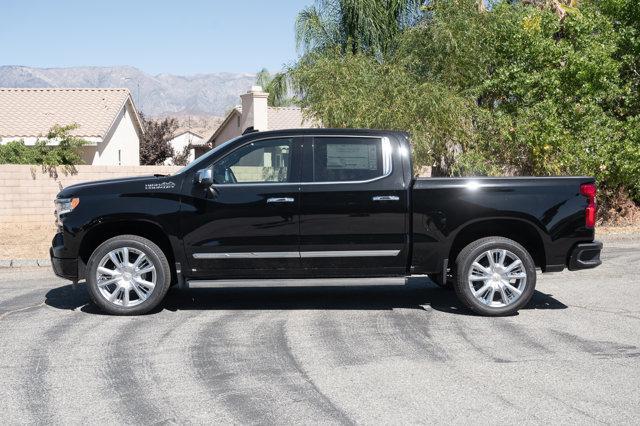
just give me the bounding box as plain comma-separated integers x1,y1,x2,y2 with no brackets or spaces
299,135,409,276
182,136,302,278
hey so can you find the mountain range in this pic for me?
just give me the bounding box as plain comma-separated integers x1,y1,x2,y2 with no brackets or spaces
0,65,257,117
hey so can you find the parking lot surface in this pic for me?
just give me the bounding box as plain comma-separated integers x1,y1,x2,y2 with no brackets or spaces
1,234,639,425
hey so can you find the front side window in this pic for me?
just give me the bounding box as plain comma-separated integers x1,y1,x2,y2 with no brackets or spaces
212,138,292,184
313,137,387,182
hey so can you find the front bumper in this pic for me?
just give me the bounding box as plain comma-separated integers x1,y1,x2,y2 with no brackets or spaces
50,248,79,281
50,232,81,281
568,240,603,271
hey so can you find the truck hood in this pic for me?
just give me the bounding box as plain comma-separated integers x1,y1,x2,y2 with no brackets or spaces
57,174,180,198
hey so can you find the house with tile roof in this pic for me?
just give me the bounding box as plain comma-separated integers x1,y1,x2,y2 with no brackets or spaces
207,86,319,149
0,88,143,165
165,129,204,165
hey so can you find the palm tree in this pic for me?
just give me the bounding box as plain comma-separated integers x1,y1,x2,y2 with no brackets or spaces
265,1,422,107
295,0,422,57
255,68,295,107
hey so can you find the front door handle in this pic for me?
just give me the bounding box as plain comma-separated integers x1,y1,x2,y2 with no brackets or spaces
267,197,295,203
372,195,400,202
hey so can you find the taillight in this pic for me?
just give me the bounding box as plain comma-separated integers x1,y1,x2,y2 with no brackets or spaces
580,183,597,228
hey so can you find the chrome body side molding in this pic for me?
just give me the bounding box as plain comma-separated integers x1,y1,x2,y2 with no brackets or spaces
193,252,299,259
193,250,401,259
299,250,400,258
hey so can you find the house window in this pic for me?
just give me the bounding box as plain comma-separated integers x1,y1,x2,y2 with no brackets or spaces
118,149,122,165
237,115,240,128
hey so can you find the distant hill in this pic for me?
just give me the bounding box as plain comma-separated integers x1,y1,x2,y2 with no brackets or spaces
0,65,256,117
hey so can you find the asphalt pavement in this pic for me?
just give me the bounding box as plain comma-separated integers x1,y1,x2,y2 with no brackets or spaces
1,234,639,425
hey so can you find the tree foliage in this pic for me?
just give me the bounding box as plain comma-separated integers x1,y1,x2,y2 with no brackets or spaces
296,0,422,56
292,50,474,172
139,113,177,165
0,124,87,166
172,145,191,166
256,68,295,107
290,0,640,212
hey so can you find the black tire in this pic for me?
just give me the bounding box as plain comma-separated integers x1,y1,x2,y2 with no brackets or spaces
453,237,536,316
86,235,171,315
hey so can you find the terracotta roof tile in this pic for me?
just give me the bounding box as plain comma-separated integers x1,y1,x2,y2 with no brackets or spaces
267,107,318,130
0,88,133,138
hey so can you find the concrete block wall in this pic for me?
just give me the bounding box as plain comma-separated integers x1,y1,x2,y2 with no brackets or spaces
0,165,181,226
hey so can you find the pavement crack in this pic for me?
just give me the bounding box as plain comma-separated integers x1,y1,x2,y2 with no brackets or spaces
0,302,46,320
566,304,640,320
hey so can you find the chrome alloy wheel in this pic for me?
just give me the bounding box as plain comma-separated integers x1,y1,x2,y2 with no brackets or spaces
467,249,527,308
95,247,157,307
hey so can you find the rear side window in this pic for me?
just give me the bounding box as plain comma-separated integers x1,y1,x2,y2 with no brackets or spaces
313,137,389,182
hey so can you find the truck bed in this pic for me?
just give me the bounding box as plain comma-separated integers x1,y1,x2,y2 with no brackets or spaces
410,176,596,274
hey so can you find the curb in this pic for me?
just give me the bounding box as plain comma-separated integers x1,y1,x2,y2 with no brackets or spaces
0,259,51,268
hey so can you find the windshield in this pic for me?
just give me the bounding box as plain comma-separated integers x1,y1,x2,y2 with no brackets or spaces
175,135,244,175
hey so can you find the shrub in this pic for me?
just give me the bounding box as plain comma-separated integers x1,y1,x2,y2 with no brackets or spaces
0,124,87,166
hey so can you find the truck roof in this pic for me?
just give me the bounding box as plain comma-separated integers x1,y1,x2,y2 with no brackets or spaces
244,128,409,138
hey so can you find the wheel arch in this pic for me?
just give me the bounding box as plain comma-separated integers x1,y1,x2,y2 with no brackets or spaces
447,218,547,269
78,219,176,275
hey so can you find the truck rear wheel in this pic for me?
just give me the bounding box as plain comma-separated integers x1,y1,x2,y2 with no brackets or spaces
86,235,171,315
453,237,536,316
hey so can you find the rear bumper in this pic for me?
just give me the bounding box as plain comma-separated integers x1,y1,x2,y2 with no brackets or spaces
568,241,603,271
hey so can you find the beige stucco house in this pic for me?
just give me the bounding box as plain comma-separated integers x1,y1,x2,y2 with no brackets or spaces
208,85,318,148
165,130,203,165
0,88,143,165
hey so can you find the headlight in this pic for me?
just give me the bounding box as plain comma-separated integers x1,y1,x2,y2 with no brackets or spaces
54,197,80,224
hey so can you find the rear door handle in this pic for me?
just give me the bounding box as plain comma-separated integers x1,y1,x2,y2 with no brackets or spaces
372,195,400,202
267,197,295,203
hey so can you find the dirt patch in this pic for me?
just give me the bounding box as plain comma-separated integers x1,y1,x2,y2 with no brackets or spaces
0,223,57,259
597,225,640,239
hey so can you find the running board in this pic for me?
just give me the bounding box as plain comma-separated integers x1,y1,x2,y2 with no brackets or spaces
186,277,407,289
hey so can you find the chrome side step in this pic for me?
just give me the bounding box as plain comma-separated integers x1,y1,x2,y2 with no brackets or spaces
186,277,407,289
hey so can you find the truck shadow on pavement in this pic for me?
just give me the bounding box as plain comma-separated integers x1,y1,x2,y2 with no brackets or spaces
44,277,567,316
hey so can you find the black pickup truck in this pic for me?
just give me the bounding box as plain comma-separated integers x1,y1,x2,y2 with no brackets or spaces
51,129,602,316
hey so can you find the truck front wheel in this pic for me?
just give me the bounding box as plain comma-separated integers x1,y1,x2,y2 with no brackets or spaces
454,237,536,316
86,235,172,315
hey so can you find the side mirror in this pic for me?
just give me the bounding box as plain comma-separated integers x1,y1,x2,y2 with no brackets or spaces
195,168,213,186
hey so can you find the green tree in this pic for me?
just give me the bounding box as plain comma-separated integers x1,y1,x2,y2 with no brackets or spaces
292,50,474,173
172,145,191,166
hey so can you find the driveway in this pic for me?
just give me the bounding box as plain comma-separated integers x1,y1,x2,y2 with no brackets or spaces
1,234,639,424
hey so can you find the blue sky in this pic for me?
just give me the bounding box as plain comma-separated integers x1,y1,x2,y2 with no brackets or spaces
0,0,313,75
